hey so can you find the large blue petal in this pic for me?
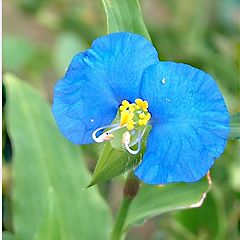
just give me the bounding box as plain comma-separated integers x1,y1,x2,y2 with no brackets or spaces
135,62,229,184
52,32,159,144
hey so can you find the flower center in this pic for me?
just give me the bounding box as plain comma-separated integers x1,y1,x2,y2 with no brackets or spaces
119,99,151,130
92,99,151,155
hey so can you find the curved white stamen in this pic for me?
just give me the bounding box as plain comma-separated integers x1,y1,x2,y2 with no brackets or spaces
129,128,146,147
125,141,141,155
123,128,147,155
92,123,126,143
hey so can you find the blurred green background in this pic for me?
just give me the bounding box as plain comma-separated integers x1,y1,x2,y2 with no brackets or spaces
2,0,239,239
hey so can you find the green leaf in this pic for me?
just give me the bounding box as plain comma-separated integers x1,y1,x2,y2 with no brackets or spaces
174,191,221,240
4,74,112,240
3,35,49,79
17,0,46,13
124,177,211,229
102,0,151,40
33,189,62,240
3,36,37,72
89,142,140,186
53,32,89,76
2,232,14,240
229,112,240,140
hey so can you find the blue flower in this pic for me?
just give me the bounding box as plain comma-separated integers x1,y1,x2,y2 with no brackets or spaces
52,32,229,184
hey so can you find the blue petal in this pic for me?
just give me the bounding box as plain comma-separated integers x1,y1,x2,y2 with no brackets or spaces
52,32,158,144
135,62,229,184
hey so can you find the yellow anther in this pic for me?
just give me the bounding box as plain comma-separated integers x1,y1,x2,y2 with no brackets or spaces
139,112,146,119
138,112,151,126
135,98,143,105
119,100,130,111
145,112,151,121
135,99,142,107
142,101,149,112
127,122,135,131
120,110,135,130
127,112,134,122
119,100,136,112
120,110,129,126
128,105,136,112
126,112,135,130
138,119,144,126
122,100,129,105
135,99,149,111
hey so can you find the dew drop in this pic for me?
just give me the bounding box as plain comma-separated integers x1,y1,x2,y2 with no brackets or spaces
162,78,166,84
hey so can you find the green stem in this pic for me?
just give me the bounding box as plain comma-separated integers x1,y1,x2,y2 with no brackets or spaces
110,197,132,240
110,171,140,240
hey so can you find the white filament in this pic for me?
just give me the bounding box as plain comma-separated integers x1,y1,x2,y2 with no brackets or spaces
92,123,126,143
123,128,147,155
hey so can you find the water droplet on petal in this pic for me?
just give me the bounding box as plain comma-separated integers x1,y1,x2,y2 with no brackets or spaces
162,78,166,84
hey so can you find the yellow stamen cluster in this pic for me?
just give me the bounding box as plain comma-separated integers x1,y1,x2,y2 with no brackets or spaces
119,98,151,130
